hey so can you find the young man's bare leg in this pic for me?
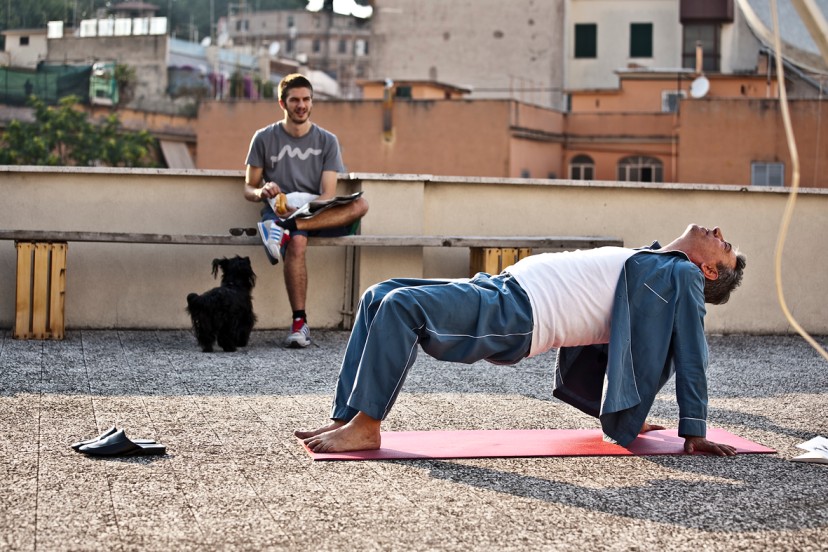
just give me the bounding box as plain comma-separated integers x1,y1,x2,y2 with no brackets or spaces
283,236,308,311
301,412,381,453
292,198,368,232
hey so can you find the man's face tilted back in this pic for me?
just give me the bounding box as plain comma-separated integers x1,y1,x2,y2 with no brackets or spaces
674,224,737,280
280,87,313,126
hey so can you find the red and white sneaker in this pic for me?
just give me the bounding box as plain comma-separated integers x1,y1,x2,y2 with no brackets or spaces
284,318,311,348
257,221,290,265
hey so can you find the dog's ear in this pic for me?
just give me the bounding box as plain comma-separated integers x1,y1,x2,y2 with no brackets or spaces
211,258,224,278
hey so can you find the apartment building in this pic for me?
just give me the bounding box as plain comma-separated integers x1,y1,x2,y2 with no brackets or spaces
368,0,567,109
562,0,828,187
225,7,371,98
565,0,761,91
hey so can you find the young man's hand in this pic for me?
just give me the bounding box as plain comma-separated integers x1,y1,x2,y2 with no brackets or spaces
684,436,737,456
258,181,281,200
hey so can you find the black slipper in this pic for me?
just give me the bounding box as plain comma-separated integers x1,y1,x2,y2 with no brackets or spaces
71,425,156,452
71,425,118,451
78,429,166,457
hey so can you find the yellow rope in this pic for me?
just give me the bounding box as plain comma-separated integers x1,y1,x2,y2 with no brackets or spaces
771,0,828,362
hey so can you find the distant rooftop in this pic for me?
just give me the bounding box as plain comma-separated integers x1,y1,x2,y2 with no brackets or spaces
741,0,828,73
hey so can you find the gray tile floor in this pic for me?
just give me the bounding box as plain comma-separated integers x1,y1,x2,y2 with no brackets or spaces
1,330,826,551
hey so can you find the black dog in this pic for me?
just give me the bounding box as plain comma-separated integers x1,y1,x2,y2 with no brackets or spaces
186,256,257,352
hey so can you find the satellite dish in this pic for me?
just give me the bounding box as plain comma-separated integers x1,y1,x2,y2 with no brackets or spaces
690,75,710,99
268,42,281,57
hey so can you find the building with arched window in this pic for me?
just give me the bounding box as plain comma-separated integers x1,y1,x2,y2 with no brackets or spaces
568,154,595,180
617,156,663,182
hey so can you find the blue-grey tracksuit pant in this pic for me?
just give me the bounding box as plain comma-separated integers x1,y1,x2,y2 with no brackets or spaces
331,272,534,422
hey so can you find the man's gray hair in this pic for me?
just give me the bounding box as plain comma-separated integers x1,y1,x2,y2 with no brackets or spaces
704,252,747,305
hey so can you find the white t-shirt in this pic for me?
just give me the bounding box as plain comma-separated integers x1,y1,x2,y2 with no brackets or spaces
506,247,635,356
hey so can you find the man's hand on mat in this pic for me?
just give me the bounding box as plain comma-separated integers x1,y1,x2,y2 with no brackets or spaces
684,436,737,456
639,422,666,433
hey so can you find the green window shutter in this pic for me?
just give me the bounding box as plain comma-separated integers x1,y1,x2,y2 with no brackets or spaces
574,24,597,58
630,23,653,58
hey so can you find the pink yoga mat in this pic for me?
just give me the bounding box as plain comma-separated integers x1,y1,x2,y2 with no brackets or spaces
301,428,775,461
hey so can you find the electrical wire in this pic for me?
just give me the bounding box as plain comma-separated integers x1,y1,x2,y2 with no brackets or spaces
770,0,828,362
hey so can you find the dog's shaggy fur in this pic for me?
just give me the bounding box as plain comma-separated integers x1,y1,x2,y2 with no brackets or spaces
186,256,257,352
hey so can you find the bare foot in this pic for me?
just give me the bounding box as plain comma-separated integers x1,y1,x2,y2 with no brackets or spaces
302,414,381,453
639,422,666,433
294,420,345,440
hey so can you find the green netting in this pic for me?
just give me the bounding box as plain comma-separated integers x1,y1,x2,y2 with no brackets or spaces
0,64,92,106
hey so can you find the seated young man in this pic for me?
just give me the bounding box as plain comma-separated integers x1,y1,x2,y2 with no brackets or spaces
244,73,368,348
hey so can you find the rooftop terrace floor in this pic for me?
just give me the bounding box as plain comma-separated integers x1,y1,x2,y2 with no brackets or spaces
1,330,826,550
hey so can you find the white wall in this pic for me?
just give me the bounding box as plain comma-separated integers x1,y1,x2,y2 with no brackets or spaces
3,31,48,68
2,167,827,336
567,0,680,90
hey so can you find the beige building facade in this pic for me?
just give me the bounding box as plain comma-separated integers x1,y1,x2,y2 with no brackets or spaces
0,28,48,68
368,0,567,109
194,80,828,189
566,0,683,90
566,67,828,187
196,97,566,180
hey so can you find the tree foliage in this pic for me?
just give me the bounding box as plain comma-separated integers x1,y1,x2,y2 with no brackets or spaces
114,63,137,104
0,95,158,167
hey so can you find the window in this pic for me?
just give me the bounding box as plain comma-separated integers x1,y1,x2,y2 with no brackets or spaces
312,39,321,53
19,36,30,46
395,86,412,99
355,39,368,56
287,15,294,28
683,23,720,71
286,38,294,53
630,23,652,58
751,162,784,186
569,154,595,180
617,156,663,182
338,39,347,54
574,23,597,59
661,90,687,113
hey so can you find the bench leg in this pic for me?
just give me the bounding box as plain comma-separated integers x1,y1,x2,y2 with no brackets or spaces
14,241,67,340
469,247,533,276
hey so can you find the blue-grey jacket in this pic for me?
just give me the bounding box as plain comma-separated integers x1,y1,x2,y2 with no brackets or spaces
552,245,709,447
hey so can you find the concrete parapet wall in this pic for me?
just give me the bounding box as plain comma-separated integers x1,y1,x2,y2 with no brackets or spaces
1,166,825,334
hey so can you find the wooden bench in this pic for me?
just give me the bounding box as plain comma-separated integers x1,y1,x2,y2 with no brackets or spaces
0,230,622,249
0,230,623,339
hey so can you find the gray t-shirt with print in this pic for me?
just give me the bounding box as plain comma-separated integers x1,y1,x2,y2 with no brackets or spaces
245,122,345,195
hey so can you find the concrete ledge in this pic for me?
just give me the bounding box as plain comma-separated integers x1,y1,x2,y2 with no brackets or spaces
1,168,826,333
